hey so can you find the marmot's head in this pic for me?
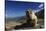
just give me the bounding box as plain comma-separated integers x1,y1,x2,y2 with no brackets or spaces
26,8,32,16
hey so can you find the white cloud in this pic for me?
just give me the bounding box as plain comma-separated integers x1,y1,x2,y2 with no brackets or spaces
39,4,43,8
33,7,44,13
33,4,44,13
33,10,39,13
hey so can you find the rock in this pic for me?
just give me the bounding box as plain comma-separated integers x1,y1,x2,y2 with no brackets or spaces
5,21,22,31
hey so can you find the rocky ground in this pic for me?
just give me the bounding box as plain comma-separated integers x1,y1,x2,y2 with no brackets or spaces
5,19,44,31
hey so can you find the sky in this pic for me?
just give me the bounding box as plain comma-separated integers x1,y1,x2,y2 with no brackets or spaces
5,1,44,18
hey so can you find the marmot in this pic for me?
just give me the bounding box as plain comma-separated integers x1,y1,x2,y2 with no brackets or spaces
26,8,38,27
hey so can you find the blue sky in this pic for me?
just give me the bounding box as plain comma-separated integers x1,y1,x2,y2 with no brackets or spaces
5,1,44,18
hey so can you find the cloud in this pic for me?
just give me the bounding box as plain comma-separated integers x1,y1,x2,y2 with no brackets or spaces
39,4,43,8
33,7,44,13
33,10,39,13
33,4,44,13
